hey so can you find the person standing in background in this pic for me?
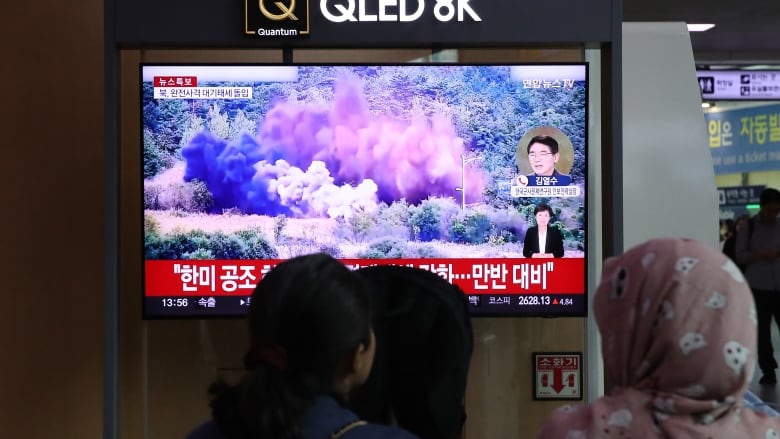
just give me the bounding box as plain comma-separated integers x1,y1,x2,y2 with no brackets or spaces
720,218,735,248
722,214,749,269
736,187,780,385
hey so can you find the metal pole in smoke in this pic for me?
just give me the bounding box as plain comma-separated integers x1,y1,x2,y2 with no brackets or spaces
456,154,484,210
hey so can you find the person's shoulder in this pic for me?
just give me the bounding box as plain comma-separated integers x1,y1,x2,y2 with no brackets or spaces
342,423,419,439
184,420,225,439
536,403,587,438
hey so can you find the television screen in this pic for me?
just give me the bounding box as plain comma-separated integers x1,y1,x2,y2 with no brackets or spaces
142,63,588,318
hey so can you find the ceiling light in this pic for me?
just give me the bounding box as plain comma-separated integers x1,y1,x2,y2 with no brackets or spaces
701,102,714,108
688,23,715,32
742,65,779,70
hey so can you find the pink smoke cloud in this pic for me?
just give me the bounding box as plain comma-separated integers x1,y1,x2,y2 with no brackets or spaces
182,74,487,217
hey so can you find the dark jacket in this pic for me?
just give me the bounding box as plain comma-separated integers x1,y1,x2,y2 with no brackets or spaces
185,395,418,439
522,226,565,258
528,168,568,178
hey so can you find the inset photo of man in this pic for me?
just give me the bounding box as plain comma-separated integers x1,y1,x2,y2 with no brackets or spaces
515,126,574,187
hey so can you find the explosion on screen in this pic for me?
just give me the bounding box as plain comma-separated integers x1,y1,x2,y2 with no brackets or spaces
181,75,485,218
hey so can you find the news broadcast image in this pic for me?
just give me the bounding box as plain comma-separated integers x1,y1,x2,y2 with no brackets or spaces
142,64,587,317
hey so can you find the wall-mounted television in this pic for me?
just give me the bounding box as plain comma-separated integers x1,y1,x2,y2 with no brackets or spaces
141,63,588,318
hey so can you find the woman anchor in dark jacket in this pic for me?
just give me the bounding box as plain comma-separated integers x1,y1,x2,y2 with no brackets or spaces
522,203,564,259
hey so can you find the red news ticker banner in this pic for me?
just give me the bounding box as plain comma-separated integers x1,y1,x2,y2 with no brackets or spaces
145,258,585,297
153,76,198,87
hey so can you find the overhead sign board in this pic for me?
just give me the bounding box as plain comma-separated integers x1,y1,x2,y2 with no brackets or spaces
704,103,780,174
718,185,765,206
698,70,780,100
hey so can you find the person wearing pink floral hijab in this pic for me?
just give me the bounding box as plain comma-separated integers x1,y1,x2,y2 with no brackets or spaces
537,237,780,438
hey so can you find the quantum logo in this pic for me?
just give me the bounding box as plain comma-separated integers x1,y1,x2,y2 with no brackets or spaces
245,0,310,36
259,0,299,21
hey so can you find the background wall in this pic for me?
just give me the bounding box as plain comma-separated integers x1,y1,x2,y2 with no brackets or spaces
0,1,104,438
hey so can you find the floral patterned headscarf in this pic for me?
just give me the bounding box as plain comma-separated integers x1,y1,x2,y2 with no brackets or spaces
537,237,780,438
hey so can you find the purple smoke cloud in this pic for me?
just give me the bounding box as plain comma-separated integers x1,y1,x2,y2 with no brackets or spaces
181,75,486,217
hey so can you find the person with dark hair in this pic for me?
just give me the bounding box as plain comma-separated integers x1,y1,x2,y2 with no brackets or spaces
350,265,473,439
720,218,736,245
736,187,780,385
526,135,569,178
522,203,564,258
186,253,418,439
722,214,748,266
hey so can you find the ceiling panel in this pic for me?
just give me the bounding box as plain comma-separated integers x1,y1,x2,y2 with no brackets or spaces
623,0,780,62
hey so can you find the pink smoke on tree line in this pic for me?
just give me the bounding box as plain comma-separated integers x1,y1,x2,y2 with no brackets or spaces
182,75,486,218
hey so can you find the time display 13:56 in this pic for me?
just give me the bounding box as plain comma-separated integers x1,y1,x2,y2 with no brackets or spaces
161,298,189,307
